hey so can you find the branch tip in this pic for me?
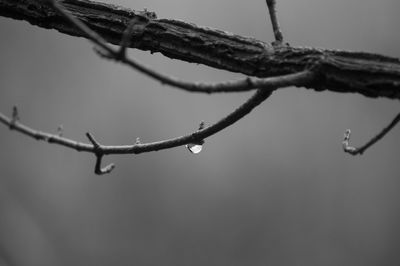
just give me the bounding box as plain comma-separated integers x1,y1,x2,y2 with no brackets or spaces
94,154,115,175
342,129,357,154
86,132,101,149
342,111,400,156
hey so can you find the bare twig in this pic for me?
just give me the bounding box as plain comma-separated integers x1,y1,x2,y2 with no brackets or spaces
0,89,273,174
343,112,400,155
266,0,284,44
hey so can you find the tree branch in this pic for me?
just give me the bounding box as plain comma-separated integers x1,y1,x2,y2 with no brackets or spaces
0,89,272,173
46,0,313,94
1,0,400,99
0,90,273,155
0,0,312,174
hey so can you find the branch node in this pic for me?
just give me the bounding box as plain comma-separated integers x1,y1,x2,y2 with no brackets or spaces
57,124,63,137
198,120,205,131
10,105,20,130
86,132,101,150
117,17,140,59
246,77,255,88
85,132,115,175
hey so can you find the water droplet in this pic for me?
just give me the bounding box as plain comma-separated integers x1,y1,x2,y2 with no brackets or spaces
186,143,203,154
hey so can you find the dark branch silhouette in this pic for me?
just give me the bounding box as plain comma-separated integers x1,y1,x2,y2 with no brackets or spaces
0,0,398,174
1,0,400,99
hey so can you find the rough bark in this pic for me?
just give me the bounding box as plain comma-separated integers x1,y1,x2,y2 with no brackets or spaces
1,0,400,99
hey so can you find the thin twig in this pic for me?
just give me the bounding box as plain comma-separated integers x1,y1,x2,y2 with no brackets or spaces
49,0,312,94
343,112,400,155
266,0,284,44
0,89,273,173
0,89,272,155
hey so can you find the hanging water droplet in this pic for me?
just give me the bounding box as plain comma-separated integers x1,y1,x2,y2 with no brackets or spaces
186,143,203,154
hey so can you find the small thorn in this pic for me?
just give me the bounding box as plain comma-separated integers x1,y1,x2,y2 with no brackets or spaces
10,105,20,129
135,137,141,145
12,106,19,122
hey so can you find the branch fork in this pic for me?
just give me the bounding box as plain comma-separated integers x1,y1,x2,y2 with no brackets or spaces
86,132,115,175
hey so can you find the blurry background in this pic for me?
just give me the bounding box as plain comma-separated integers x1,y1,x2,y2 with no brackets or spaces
0,0,400,265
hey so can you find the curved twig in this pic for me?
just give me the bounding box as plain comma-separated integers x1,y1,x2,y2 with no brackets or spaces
343,112,400,155
0,88,273,174
49,0,313,94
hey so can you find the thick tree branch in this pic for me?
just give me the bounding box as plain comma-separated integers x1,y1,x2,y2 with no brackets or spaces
1,0,400,99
